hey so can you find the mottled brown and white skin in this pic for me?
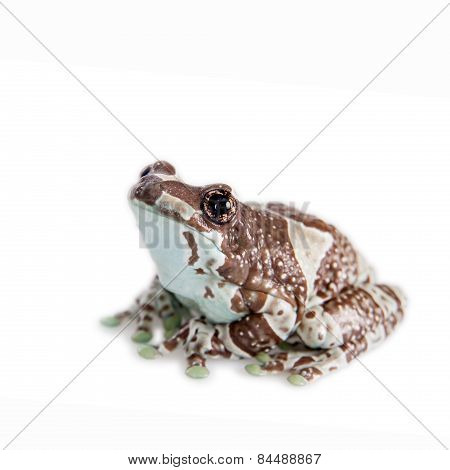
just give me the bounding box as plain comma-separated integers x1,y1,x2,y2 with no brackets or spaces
102,161,406,386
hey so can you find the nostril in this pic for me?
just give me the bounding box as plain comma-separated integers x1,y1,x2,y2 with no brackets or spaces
140,166,151,178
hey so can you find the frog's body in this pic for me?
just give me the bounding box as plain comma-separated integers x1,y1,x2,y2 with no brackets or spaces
102,161,406,385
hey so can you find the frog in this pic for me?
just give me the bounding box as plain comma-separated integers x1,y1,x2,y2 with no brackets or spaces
101,161,406,386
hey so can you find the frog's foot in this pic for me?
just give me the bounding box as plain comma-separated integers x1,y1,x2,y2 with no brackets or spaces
246,333,378,386
131,309,184,345
101,278,186,347
101,307,156,343
286,348,347,386
246,282,406,385
157,318,232,379
130,312,154,343
101,284,159,330
245,347,340,385
185,354,210,379
245,348,311,379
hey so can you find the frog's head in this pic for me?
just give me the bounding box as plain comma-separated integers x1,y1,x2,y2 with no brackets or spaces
129,161,253,289
129,161,302,319
129,161,238,233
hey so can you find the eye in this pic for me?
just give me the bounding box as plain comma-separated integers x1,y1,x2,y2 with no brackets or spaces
140,166,151,177
201,189,237,225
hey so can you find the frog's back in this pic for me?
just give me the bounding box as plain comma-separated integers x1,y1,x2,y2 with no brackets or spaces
247,201,371,304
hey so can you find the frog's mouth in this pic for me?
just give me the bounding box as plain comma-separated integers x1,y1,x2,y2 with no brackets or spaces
129,197,232,301
129,198,225,257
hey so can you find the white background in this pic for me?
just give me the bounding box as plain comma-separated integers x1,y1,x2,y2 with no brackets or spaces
0,0,449,468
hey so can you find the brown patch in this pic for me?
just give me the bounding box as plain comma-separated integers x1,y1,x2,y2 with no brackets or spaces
241,289,267,313
182,231,199,265
313,230,358,300
187,353,206,367
137,326,150,333
217,281,225,288
266,203,358,301
160,181,202,211
130,175,163,205
293,356,315,368
342,336,368,362
230,291,247,313
204,286,214,299
305,311,315,319
300,366,323,381
277,353,288,361
264,361,284,372
186,212,212,233
378,284,405,312
210,336,232,358
322,286,385,343
152,160,176,175
195,268,206,275
217,203,307,315
163,327,189,351
229,314,280,355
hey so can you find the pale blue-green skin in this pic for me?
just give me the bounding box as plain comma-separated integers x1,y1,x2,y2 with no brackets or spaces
131,200,246,324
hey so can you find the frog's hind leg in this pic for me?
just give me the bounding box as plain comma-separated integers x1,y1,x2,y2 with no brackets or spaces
296,283,406,352
246,283,406,385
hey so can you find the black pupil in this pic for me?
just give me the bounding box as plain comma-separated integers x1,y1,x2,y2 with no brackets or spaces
140,167,150,177
208,193,231,218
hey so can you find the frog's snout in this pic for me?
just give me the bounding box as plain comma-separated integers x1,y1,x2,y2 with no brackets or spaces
139,161,176,179
129,160,178,204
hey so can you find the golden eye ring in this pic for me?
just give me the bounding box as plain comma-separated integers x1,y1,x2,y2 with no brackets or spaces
201,189,237,225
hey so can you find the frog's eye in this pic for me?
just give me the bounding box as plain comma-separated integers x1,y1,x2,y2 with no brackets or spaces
140,166,151,177
201,189,237,225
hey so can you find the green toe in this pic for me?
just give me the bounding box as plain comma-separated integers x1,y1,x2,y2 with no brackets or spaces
278,341,293,351
185,365,209,379
138,345,159,360
255,352,271,364
287,374,308,386
100,316,120,327
164,328,177,340
163,313,182,331
131,330,152,343
245,364,265,376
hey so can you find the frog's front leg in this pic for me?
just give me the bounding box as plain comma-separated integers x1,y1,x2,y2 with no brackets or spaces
246,283,406,385
156,318,234,378
216,295,299,358
153,295,299,378
101,276,183,344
